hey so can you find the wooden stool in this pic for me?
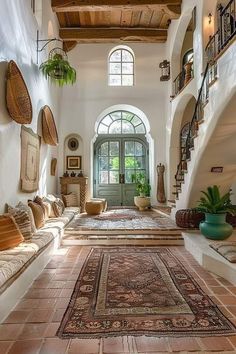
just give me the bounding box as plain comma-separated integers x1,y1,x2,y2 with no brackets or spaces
85,201,103,215
90,198,107,212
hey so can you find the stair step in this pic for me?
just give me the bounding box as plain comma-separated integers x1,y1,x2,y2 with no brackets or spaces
173,185,181,188
172,192,179,195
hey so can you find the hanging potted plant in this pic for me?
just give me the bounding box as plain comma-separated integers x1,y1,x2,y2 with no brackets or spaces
132,172,151,211
197,185,236,240
40,48,76,87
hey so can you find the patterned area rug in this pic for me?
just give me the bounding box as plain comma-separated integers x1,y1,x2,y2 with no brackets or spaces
66,209,180,232
57,247,236,338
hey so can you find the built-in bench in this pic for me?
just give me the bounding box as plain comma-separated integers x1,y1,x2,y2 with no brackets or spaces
184,231,236,286
0,207,79,323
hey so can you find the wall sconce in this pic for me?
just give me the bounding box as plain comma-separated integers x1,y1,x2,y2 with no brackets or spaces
159,60,170,81
208,13,213,24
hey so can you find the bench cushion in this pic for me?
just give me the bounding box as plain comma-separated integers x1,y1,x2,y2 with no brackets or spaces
0,207,79,294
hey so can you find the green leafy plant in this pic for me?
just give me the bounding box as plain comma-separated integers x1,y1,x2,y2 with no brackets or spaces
197,185,236,215
40,53,76,87
132,172,151,196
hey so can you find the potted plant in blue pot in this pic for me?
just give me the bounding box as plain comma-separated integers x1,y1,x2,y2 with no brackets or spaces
197,185,236,240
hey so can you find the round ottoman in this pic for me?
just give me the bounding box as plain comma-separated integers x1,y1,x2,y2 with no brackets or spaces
85,201,103,215
90,198,107,212
175,208,205,228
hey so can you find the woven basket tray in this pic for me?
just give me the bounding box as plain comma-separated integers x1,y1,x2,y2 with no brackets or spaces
6,60,32,124
42,105,59,146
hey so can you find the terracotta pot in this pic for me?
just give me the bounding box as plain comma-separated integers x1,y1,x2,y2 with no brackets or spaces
134,196,151,211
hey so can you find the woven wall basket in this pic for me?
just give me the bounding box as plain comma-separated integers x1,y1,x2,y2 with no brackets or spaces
6,60,32,124
42,105,59,146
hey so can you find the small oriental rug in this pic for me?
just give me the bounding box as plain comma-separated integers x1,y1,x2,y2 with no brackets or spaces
66,209,180,233
57,247,236,339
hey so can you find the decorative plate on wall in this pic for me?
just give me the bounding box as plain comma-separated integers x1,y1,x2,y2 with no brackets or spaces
68,137,79,151
42,105,59,146
6,60,32,124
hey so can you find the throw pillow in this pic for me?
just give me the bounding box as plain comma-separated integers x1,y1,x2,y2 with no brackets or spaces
7,206,32,241
0,214,24,250
34,196,47,218
52,198,64,217
62,193,78,207
28,201,45,229
16,202,37,234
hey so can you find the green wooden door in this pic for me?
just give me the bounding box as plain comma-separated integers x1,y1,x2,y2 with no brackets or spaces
94,137,148,206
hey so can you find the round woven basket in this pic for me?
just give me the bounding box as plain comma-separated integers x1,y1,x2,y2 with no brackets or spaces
42,105,59,146
175,209,205,229
6,60,32,124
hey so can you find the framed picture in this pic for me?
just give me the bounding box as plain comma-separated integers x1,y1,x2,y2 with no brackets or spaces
68,137,79,151
67,155,82,170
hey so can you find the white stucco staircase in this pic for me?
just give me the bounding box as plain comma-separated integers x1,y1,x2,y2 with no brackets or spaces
171,38,236,217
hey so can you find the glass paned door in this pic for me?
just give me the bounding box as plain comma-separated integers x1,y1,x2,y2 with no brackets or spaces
94,137,148,206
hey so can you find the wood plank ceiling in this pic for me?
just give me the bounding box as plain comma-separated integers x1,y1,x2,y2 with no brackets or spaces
51,0,182,51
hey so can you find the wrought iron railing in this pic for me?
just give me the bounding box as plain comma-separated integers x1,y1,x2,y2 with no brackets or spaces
173,58,194,97
174,63,209,195
206,0,236,61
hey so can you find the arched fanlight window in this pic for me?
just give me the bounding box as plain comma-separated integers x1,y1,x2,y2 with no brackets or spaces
108,47,134,86
98,111,146,135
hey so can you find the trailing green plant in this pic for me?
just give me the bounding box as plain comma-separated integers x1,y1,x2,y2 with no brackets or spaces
197,185,236,215
132,172,151,196
40,53,76,87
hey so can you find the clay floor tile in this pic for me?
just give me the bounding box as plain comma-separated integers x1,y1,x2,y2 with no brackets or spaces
168,337,201,352
26,309,54,323
44,322,60,338
60,288,74,298
0,341,13,354
68,338,100,354
39,338,70,354
64,281,76,289
199,336,234,351
217,296,236,306
0,324,24,340
210,286,231,295
4,310,31,324
7,339,43,354
135,336,169,352
47,281,66,289
52,309,66,322
103,337,126,353
18,323,48,340
24,288,61,299
226,306,236,317
55,298,70,309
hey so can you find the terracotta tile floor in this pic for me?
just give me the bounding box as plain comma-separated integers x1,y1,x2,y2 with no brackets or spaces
1,246,236,353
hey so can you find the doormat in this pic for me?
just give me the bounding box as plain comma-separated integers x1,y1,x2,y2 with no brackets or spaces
57,247,236,338
66,209,181,232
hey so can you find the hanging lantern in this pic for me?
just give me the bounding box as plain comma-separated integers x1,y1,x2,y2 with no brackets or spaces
159,60,170,81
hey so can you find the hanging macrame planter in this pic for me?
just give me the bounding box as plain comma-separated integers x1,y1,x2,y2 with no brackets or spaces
39,48,76,87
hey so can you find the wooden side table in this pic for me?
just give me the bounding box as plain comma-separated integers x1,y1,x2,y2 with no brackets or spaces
60,177,88,212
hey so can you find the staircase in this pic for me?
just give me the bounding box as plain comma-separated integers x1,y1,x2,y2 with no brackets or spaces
171,0,236,212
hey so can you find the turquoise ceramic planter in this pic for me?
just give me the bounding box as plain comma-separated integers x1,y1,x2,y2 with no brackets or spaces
200,213,233,240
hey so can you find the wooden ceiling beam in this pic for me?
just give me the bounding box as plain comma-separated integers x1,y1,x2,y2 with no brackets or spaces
59,27,168,43
52,0,182,13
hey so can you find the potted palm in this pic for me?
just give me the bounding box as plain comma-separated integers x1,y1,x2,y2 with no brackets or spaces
40,48,76,87
197,185,236,240
132,172,151,211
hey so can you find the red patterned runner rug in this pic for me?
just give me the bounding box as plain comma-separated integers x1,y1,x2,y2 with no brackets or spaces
57,247,236,338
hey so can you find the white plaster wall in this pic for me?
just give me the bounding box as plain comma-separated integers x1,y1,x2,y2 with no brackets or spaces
0,0,61,212
58,43,168,204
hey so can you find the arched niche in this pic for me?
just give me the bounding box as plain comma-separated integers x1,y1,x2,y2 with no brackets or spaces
169,94,196,197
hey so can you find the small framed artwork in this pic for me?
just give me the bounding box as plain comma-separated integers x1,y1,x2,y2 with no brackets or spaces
67,155,82,170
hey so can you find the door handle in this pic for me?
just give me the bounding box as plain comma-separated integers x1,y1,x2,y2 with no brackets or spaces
119,174,125,184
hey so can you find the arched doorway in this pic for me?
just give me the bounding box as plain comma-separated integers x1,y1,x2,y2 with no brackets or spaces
94,110,149,206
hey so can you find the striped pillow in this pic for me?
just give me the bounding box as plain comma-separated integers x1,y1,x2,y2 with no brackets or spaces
62,193,78,207
0,215,24,250
16,202,37,234
28,201,45,229
7,206,32,241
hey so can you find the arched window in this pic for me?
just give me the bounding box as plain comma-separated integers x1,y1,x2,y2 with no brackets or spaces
97,111,146,135
108,47,134,86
